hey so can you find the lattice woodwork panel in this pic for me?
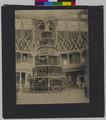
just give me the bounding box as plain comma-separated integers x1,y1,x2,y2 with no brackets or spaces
56,31,88,52
15,19,88,53
16,30,32,51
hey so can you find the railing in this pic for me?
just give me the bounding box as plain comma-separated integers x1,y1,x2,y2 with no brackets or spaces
16,81,85,93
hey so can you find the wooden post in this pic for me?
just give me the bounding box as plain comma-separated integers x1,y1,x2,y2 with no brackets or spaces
19,72,22,92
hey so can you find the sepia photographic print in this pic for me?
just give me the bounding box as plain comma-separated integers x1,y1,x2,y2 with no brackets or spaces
15,9,89,104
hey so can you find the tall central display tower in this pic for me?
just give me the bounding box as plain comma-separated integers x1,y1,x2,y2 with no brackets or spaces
30,19,66,91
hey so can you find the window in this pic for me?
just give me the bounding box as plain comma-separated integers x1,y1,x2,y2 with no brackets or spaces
69,52,80,64
21,72,26,84
74,52,80,63
28,54,33,63
69,54,73,63
16,52,21,63
61,54,68,65
16,72,20,82
22,53,28,62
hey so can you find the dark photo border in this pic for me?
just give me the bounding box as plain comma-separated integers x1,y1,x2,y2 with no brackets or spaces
2,5,104,118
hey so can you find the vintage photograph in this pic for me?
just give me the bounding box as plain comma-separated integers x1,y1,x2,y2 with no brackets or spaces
15,9,89,104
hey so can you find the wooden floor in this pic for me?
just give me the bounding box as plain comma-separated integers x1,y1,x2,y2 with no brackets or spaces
16,88,89,104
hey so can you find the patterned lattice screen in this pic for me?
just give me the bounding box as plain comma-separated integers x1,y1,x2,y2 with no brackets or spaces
15,19,88,53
